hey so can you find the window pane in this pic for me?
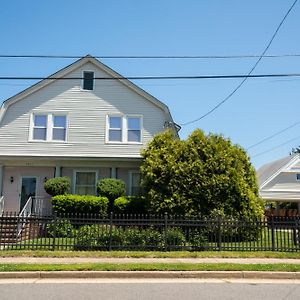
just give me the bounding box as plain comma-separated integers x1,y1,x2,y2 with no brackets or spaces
109,130,122,141
53,116,66,128
83,71,94,90
53,128,66,141
33,128,46,140
75,186,95,196
128,130,141,142
109,117,121,129
34,115,47,127
132,173,141,186
76,172,96,185
128,118,140,130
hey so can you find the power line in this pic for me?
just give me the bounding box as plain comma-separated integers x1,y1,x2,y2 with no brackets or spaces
180,0,299,126
247,120,300,150
252,135,300,158
1,54,300,59
1,73,300,81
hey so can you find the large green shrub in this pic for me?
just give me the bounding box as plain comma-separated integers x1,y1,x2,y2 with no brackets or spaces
141,129,264,220
114,196,148,214
46,219,75,238
51,194,109,216
44,177,71,196
97,178,126,201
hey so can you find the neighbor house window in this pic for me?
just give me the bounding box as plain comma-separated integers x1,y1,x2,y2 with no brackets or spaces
108,116,122,142
296,174,300,181
33,115,47,140
129,171,141,196
127,117,141,142
75,171,97,195
107,115,142,143
30,113,67,142
52,115,66,141
82,71,94,90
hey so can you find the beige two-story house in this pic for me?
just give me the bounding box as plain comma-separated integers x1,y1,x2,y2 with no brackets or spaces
0,55,179,214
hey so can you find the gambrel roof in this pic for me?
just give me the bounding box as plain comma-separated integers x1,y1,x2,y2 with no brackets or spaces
0,55,179,134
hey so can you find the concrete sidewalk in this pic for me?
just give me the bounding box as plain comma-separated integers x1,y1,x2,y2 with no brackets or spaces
1,257,300,264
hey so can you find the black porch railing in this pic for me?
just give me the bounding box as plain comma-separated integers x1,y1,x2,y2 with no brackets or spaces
0,212,300,252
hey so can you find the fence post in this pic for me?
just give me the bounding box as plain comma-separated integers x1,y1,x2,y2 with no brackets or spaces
109,212,113,251
164,212,168,251
271,216,275,251
52,213,57,251
217,216,222,251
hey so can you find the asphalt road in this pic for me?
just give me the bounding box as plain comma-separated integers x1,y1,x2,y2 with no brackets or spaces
0,278,300,300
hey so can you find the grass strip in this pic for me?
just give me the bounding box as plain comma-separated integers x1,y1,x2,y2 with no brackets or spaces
1,250,300,259
0,263,300,272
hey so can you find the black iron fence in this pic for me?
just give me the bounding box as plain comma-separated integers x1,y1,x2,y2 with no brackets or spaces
0,212,300,252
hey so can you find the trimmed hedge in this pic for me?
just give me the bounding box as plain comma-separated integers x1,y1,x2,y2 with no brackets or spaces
97,178,126,201
51,194,109,216
114,196,148,214
44,177,71,196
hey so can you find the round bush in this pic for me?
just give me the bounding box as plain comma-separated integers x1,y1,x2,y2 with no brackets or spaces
44,177,71,196
97,178,126,201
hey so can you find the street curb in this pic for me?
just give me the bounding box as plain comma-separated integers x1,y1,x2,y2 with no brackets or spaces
0,271,300,279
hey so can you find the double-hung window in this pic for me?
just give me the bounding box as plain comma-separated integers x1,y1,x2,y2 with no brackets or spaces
108,116,122,142
33,115,47,140
31,113,67,142
75,171,97,195
107,115,142,143
127,117,141,142
52,115,66,141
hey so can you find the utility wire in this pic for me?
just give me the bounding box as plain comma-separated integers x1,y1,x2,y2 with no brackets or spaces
1,73,300,81
180,0,299,126
252,135,300,158
247,120,300,150
1,54,300,59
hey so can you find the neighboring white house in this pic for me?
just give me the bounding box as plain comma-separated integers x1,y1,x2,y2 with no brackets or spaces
257,154,300,213
0,55,179,213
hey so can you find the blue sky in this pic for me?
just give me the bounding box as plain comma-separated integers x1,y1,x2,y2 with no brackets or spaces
0,0,299,168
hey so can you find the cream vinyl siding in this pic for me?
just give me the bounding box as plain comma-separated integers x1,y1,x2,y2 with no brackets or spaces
0,62,168,158
263,172,300,191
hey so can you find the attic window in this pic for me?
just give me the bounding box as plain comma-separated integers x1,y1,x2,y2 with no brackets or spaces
82,71,94,90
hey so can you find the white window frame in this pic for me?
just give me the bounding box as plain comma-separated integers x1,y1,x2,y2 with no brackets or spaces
81,70,95,91
29,112,68,142
52,114,67,141
129,171,141,196
106,114,143,144
73,170,98,195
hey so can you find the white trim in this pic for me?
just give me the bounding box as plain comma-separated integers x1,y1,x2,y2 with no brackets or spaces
260,155,300,189
73,169,98,195
28,112,68,143
106,114,143,144
81,70,95,91
19,176,38,212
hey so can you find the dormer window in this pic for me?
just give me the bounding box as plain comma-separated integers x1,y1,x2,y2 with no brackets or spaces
82,71,94,90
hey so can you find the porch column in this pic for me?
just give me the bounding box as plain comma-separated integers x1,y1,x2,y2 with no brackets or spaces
0,165,3,196
110,167,117,179
55,166,62,178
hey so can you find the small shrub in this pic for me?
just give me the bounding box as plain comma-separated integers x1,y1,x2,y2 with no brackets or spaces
165,228,186,249
188,229,208,250
97,178,126,201
46,219,74,238
44,177,71,196
52,194,109,216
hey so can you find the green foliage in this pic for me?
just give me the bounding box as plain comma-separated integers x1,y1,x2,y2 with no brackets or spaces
114,196,148,214
44,177,71,196
51,194,109,216
46,219,75,238
97,178,126,201
141,129,264,220
165,228,186,248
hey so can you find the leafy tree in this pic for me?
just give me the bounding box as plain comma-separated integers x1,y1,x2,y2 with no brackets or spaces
290,147,300,155
140,129,264,220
